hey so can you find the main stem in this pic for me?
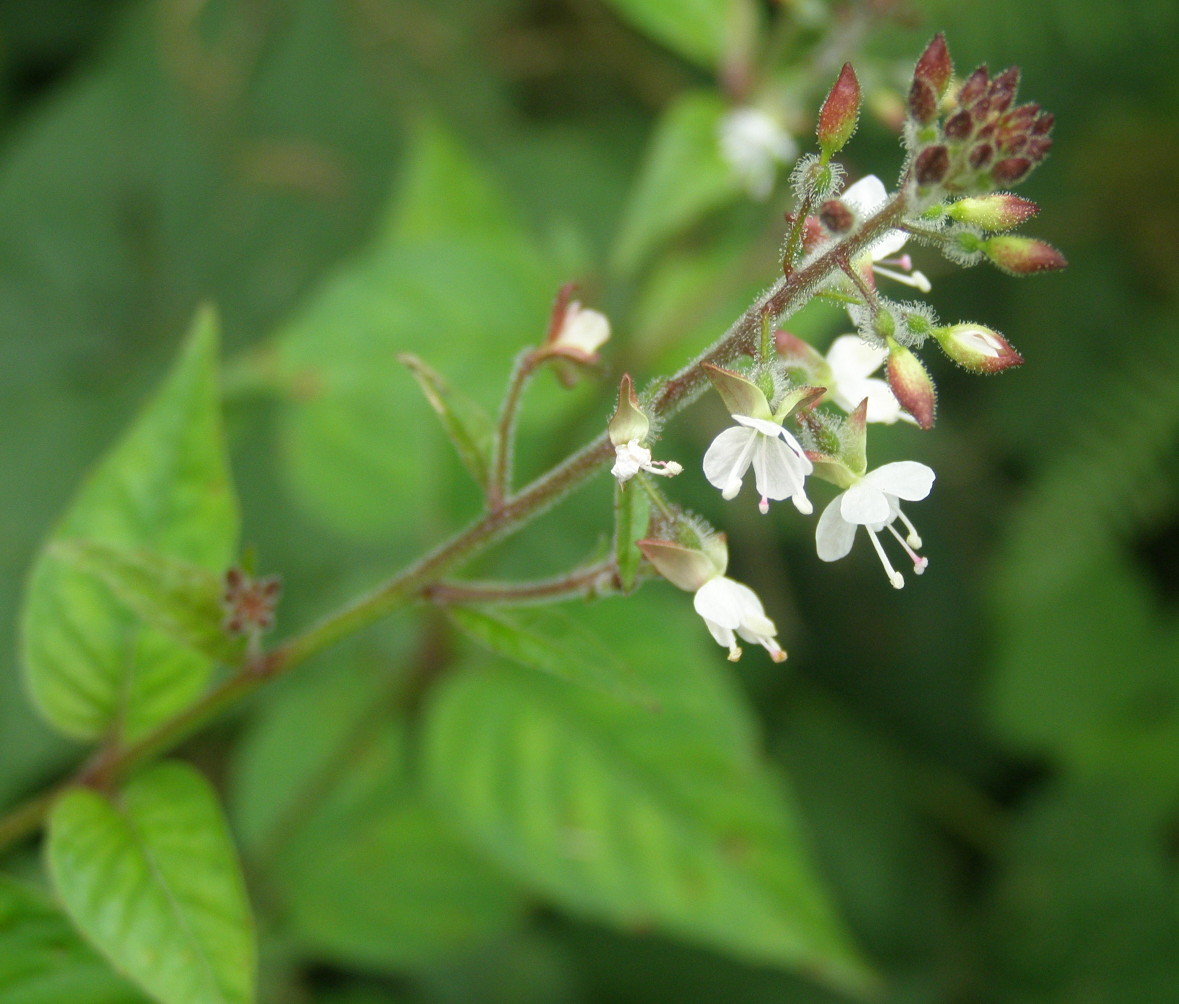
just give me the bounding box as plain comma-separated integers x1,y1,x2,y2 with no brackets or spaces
0,191,909,852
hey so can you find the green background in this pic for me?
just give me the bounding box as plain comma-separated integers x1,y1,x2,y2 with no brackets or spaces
1,0,1176,1001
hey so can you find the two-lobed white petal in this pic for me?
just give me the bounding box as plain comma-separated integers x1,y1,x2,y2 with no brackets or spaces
703,417,812,502
694,577,776,636
825,335,908,424
862,461,935,500
815,497,857,561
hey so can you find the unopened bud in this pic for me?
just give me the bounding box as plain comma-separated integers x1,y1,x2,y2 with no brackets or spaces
988,66,1020,113
818,199,853,233
989,157,1032,185
948,193,1038,231
886,339,936,429
817,63,861,158
958,67,989,107
223,568,281,635
548,300,610,360
932,323,1023,373
1032,112,1055,135
637,538,726,593
913,33,953,98
944,109,973,140
608,373,650,446
982,235,1067,275
907,78,938,126
914,146,950,186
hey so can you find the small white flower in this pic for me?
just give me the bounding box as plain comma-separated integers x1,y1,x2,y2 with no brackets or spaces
693,575,785,663
841,175,931,293
718,107,799,201
553,302,610,357
824,335,913,425
703,415,813,515
815,461,935,588
610,439,683,485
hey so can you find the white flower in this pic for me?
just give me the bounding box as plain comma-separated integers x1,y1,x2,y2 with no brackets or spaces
610,439,683,485
841,175,931,293
824,334,913,425
718,107,798,201
693,575,785,662
703,415,814,515
815,461,935,588
553,302,610,356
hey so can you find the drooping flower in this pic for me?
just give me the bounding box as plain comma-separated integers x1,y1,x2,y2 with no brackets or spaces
607,374,682,486
637,537,785,663
815,460,935,588
840,175,931,293
550,300,611,360
718,107,798,201
824,334,913,425
610,440,683,484
701,363,819,515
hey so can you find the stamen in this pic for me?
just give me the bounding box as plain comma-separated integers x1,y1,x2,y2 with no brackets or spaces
872,264,932,294
886,522,928,574
867,528,905,589
759,496,770,514
896,509,923,548
727,643,743,662
881,254,913,270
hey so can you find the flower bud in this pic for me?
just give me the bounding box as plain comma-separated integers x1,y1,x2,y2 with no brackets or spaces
907,78,938,126
932,323,1023,373
982,235,1067,275
886,339,936,429
548,300,610,360
608,373,650,446
913,33,953,98
818,198,853,234
944,109,973,140
968,143,994,170
948,193,1038,231
816,63,861,158
958,67,989,107
702,363,773,421
914,145,950,186
637,538,726,592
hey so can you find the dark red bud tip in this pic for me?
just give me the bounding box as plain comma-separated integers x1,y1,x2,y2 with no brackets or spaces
1032,112,1055,135
959,66,989,107
914,146,950,185
914,33,952,97
817,63,861,155
968,143,994,169
944,109,974,140
991,157,1033,185
818,199,853,234
907,78,939,125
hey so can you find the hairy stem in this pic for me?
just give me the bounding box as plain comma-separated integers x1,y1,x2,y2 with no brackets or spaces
0,189,909,853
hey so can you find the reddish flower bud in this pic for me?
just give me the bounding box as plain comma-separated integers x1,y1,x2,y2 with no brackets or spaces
1025,136,1053,160
990,157,1033,185
999,133,1029,155
908,78,939,125
1032,112,1055,135
988,66,1020,112
932,323,1023,373
959,67,990,107
982,235,1068,275
948,193,1039,231
944,109,974,140
886,340,937,430
913,33,953,97
818,199,853,233
817,63,861,156
914,145,950,185
968,143,994,169
223,568,282,635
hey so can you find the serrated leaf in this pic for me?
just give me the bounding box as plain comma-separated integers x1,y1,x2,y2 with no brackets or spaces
614,480,650,594
49,540,244,666
0,876,150,1004
601,0,753,69
399,353,493,489
229,650,523,971
21,308,238,741
424,596,874,996
447,606,657,710
46,762,255,1004
612,90,742,275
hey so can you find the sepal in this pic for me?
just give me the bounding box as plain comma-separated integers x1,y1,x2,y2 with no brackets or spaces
806,398,868,489
608,373,650,446
637,538,727,593
702,363,773,421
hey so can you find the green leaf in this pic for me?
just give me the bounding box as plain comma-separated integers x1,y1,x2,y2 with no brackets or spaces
46,762,255,1004
0,876,150,1004
49,540,244,666
614,480,650,594
229,649,523,972
612,90,742,275
424,595,874,996
399,353,494,489
21,308,238,741
447,606,658,710
601,0,753,69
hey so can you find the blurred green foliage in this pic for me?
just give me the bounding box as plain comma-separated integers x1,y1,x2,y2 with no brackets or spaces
2,0,1177,1002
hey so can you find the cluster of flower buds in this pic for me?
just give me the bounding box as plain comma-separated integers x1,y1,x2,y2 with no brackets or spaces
222,567,281,637
906,33,1055,194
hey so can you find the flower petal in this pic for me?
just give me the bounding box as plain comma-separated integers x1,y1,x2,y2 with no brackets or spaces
841,175,887,216
732,414,784,438
693,576,762,629
863,461,936,501
826,334,887,382
751,435,809,501
702,426,756,493
840,481,891,524
815,496,857,561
